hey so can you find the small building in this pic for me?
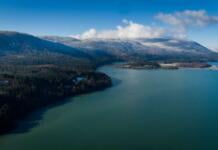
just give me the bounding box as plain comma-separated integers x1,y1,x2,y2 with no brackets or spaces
72,76,86,84
0,80,9,85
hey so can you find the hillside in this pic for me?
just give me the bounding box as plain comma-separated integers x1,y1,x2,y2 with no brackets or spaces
0,31,94,70
0,31,113,134
0,64,111,134
42,36,218,62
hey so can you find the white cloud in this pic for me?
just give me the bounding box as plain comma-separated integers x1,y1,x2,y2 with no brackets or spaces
71,10,218,41
73,28,97,39
71,20,165,39
155,10,218,39
210,47,218,52
156,10,218,27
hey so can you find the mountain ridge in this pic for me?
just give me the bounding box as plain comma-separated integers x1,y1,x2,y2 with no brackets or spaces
42,36,218,62
0,31,217,68
0,31,96,70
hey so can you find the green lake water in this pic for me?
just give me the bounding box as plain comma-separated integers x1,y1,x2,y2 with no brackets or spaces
1,65,218,150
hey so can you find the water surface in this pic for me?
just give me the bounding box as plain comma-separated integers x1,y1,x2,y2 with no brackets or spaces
1,66,218,150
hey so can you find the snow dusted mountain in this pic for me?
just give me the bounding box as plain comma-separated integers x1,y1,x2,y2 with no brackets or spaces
42,36,218,62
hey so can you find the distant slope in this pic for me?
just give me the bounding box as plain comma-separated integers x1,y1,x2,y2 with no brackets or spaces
0,31,90,57
0,31,95,70
42,36,218,62
42,36,119,65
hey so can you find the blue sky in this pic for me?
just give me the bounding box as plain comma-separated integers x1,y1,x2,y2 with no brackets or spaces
0,0,218,50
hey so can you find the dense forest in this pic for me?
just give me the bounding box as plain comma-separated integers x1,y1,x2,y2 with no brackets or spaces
0,31,115,134
0,64,111,134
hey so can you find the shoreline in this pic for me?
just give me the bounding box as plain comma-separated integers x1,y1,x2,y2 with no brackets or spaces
0,66,112,135
1,61,217,135
114,61,213,70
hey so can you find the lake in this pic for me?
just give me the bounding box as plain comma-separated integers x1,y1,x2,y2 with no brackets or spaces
1,65,218,150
